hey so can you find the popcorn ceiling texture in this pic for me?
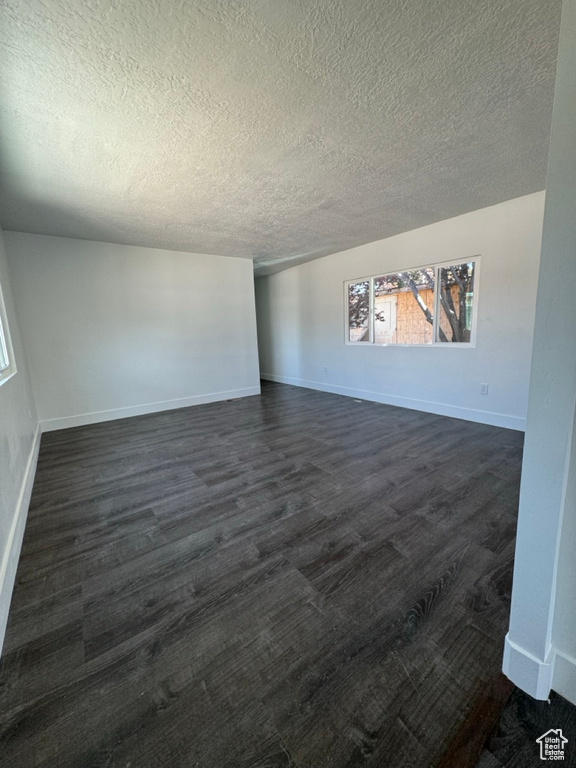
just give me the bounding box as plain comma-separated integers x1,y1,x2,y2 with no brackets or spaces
0,0,562,274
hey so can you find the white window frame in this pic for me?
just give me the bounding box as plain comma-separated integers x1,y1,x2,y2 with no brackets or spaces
0,279,16,386
345,256,480,348
344,276,374,344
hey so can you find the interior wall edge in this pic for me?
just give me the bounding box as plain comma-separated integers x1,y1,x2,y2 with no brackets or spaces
552,650,576,706
40,385,262,432
503,633,555,700
260,374,526,432
0,423,41,656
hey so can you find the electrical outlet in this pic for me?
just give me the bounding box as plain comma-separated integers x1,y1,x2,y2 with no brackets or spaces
480,383,489,395
323,366,328,376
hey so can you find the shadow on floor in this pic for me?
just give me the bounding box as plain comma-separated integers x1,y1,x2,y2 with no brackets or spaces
477,689,576,767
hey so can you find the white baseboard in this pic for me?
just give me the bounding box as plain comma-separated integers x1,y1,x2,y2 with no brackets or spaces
552,650,576,706
503,634,554,700
40,386,262,432
0,424,41,656
261,374,525,431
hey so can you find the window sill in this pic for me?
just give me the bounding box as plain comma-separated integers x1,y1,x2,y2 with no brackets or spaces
345,341,476,348
0,367,17,388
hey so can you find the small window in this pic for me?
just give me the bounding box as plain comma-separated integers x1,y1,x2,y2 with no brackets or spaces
345,258,478,346
347,280,371,342
0,281,16,386
374,268,435,345
436,263,475,343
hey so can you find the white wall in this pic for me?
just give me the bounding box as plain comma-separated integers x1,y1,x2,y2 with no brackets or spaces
256,192,544,430
5,233,260,430
504,0,576,705
0,225,39,653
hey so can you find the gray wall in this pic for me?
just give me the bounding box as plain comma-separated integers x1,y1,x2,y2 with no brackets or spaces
5,233,261,430
256,192,544,430
0,225,38,652
504,0,576,705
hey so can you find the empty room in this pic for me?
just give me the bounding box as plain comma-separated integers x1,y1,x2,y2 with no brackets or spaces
1,1,575,766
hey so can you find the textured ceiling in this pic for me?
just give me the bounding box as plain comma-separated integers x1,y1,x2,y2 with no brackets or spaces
0,0,562,274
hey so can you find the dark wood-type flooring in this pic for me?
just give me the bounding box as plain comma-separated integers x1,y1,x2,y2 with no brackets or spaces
477,690,576,767
0,381,524,767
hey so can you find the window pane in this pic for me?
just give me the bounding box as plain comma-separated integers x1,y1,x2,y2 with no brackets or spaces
348,281,370,342
436,262,475,343
374,268,434,344
0,318,9,371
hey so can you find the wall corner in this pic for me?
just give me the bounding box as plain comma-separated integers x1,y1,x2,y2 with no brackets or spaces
503,634,555,700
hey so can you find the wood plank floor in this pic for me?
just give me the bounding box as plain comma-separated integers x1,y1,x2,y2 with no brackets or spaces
0,381,524,768
477,690,576,767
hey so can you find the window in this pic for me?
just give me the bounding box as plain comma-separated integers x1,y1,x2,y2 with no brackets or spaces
347,280,371,342
374,268,435,345
436,263,476,343
0,280,16,385
345,259,478,346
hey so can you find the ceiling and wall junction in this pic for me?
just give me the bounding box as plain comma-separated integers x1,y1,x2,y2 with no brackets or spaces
0,0,562,274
